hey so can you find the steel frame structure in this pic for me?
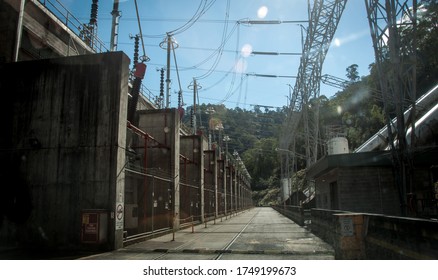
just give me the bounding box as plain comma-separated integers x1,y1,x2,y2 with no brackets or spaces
279,0,347,203
365,0,418,215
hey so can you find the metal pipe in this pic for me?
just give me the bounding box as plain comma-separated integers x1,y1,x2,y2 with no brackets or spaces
166,35,171,108
13,0,26,62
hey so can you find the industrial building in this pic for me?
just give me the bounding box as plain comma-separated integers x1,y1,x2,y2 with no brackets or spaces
0,0,252,254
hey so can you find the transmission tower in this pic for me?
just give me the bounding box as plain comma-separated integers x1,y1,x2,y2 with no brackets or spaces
321,74,350,90
279,0,347,194
365,0,418,216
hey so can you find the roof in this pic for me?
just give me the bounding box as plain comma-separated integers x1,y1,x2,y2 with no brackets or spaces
307,148,438,179
306,151,393,179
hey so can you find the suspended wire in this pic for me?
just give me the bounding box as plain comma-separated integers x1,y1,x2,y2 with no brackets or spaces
169,0,205,35
200,65,236,91
217,23,241,103
133,0,148,60
139,0,217,39
243,73,249,109
217,74,248,105
195,0,231,80
235,74,244,108
237,72,249,109
181,22,239,71
172,0,217,36
172,46,184,106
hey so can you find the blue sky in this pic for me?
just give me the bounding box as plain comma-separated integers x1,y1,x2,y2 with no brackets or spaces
60,0,376,110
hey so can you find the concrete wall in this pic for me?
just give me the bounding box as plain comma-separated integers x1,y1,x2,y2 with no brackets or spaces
272,205,305,226
364,214,438,259
0,52,129,251
310,209,438,259
204,150,217,219
217,159,226,216
136,109,180,230
0,0,94,63
179,135,203,223
315,167,400,215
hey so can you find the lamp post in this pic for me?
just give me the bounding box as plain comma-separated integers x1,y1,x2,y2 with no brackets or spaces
223,135,230,159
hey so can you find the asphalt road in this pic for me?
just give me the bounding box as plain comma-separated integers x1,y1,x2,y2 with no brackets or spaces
81,207,334,260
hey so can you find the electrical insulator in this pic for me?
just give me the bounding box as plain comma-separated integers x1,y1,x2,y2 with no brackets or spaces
178,90,182,108
90,0,98,25
159,68,165,97
133,35,139,66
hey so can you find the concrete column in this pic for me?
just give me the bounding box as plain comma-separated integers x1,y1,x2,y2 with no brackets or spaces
170,109,181,230
234,168,238,212
224,161,228,215
334,213,366,259
229,166,234,212
200,152,205,223
213,156,218,217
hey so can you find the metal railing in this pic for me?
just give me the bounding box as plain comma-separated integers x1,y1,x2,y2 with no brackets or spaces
37,0,109,53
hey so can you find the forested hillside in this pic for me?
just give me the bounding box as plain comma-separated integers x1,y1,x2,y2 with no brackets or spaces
182,0,437,205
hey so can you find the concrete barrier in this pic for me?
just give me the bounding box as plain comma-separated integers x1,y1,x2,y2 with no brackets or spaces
272,205,305,226
310,209,438,259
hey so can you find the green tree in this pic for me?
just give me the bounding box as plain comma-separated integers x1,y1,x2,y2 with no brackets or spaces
346,64,360,82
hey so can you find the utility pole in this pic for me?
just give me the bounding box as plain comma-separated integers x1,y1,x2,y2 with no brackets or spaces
110,0,121,51
160,34,178,108
188,79,202,134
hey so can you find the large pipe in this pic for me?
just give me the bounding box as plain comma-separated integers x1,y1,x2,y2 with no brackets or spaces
13,0,26,62
110,0,121,51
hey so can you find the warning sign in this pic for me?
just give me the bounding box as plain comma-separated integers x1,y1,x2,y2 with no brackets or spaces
340,217,354,236
115,202,124,230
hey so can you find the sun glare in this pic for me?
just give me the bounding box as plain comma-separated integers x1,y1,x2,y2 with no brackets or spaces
241,44,253,57
257,6,268,19
234,58,248,73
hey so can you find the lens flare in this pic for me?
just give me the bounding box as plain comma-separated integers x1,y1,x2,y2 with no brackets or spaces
257,6,268,19
241,44,253,57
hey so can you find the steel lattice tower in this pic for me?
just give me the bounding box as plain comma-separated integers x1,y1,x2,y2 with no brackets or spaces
279,0,347,202
365,0,418,215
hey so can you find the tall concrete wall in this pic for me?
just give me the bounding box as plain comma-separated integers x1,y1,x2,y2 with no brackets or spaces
0,0,94,63
0,51,129,251
204,150,217,220
180,135,203,223
136,109,180,230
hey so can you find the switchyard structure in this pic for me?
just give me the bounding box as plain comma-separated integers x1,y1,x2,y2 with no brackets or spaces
279,0,348,202
365,0,419,215
278,0,435,212
0,0,252,253
1,0,437,260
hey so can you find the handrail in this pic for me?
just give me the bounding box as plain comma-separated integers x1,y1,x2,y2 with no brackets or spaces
37,0,109,53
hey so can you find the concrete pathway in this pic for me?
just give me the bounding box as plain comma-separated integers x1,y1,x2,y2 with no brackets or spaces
80,207,334,260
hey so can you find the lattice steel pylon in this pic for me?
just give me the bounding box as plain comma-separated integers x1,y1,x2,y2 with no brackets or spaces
365,0,418,216
279,0,347,198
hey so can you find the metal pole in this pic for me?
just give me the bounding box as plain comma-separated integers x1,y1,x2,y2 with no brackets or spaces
110,0,121,51
166,34,171,108
13,0,26,62
193,79,197,133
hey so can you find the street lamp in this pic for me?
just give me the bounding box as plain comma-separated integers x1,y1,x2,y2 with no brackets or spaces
223,135,230,160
